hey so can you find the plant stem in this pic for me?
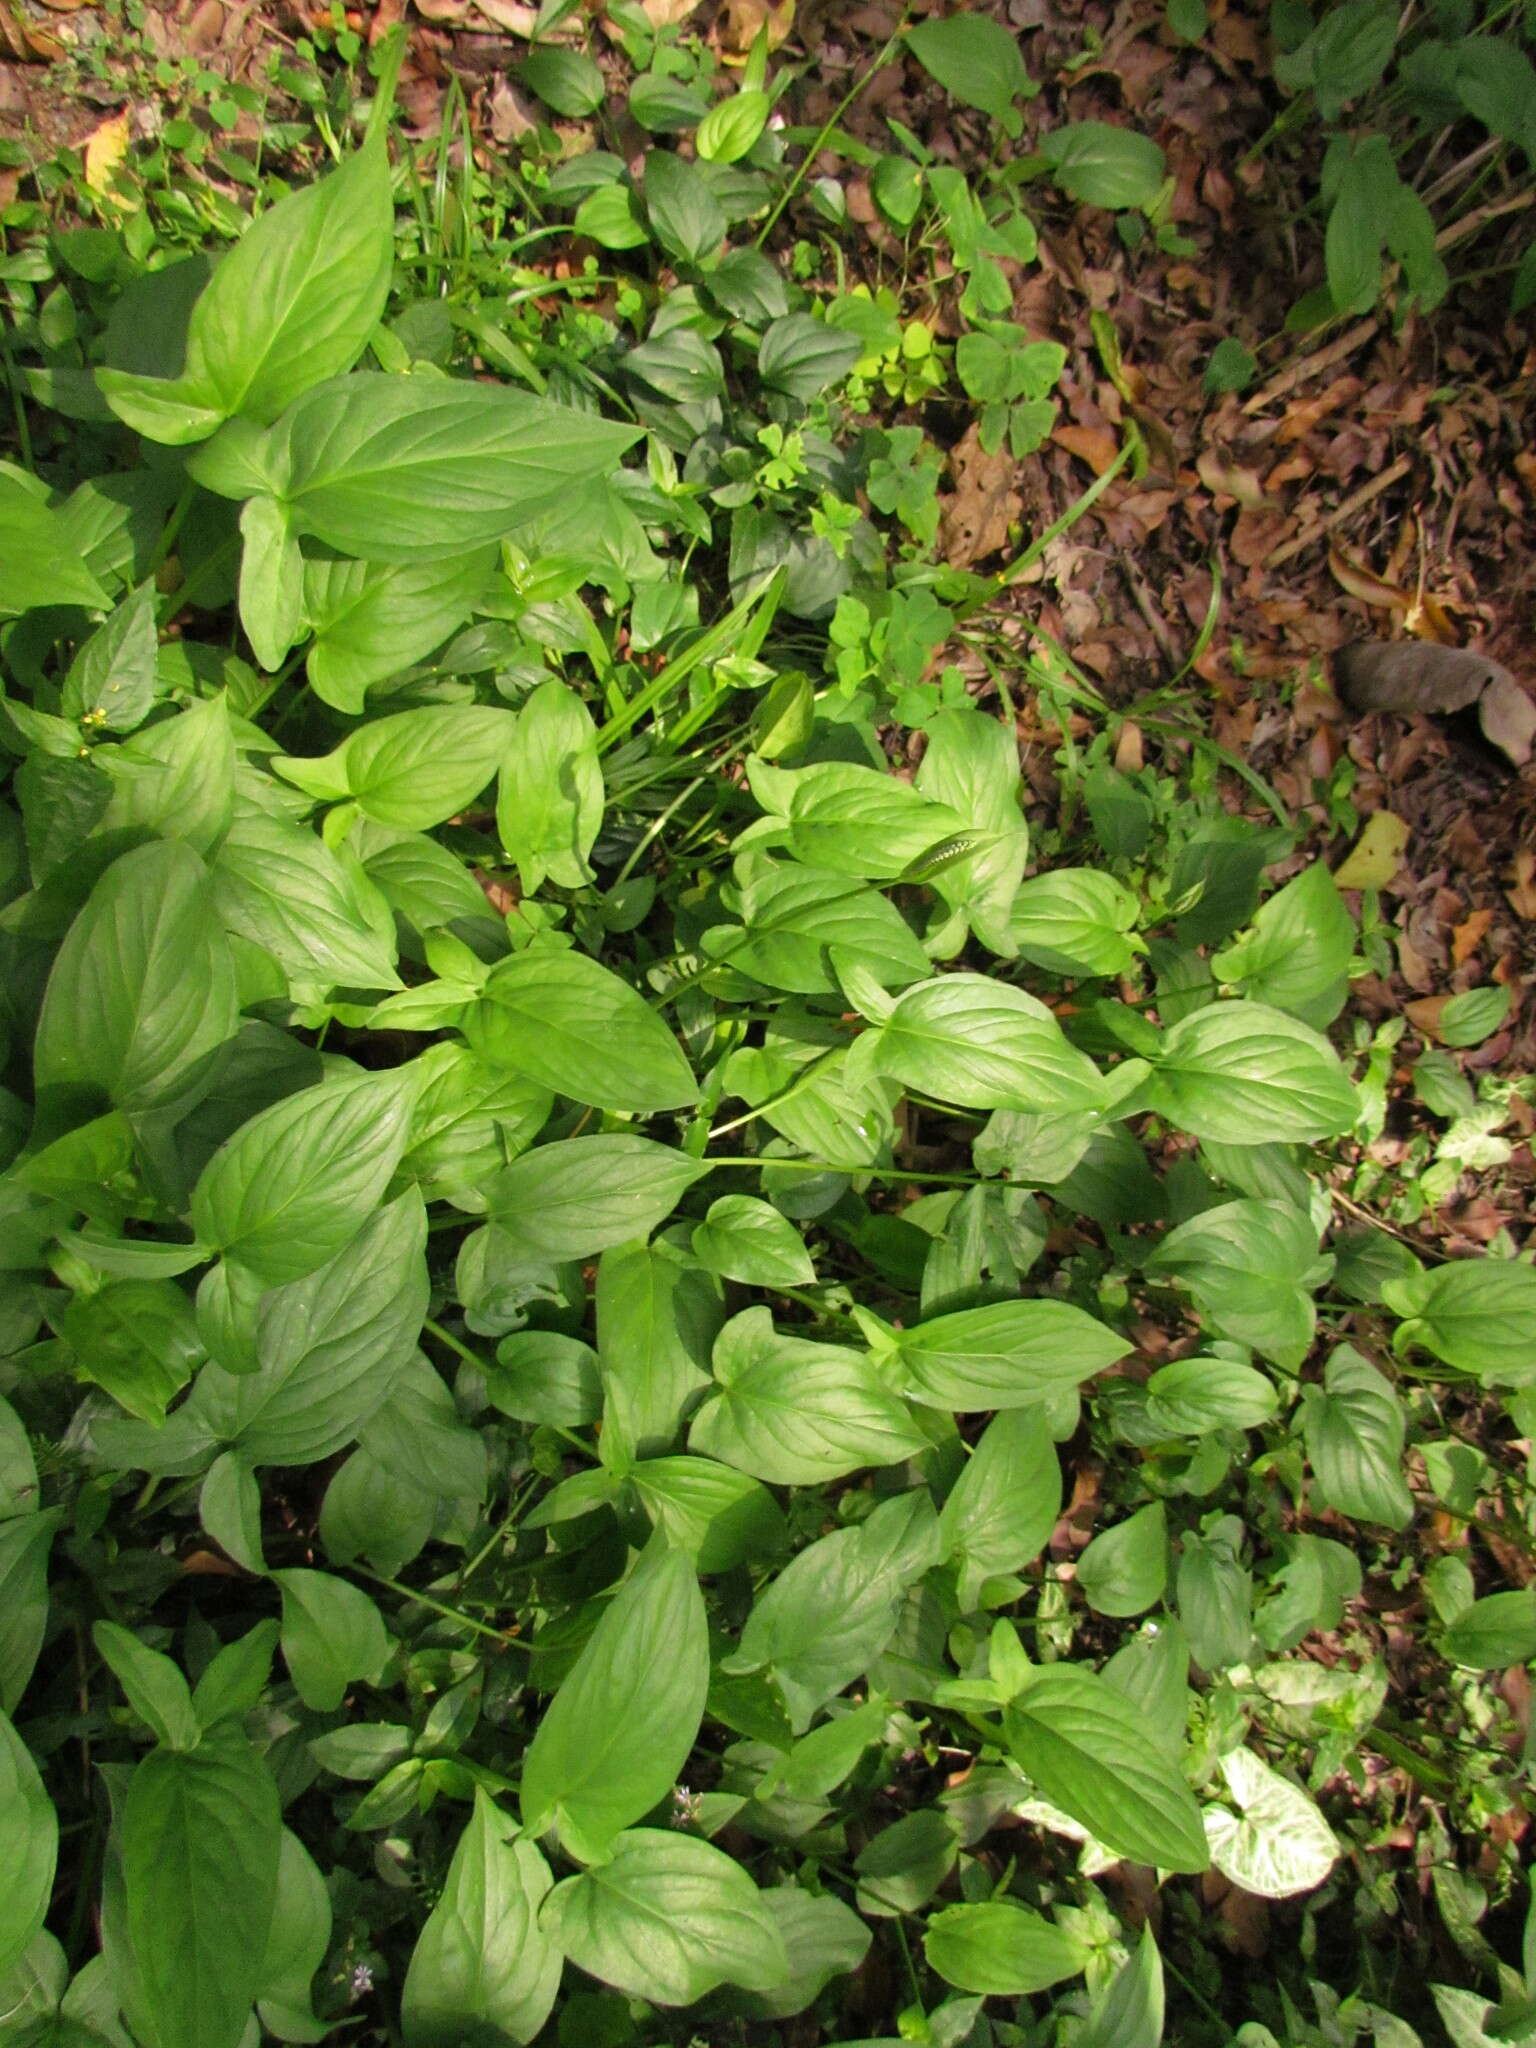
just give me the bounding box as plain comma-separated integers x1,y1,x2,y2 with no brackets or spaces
755,22,910,250
357,1568,523,1647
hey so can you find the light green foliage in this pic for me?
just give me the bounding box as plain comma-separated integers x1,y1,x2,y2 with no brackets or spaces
0,23,1529,2048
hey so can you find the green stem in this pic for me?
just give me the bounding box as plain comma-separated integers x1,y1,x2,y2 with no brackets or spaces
707,1153,989,1186
755,22,910,249
357,1568,523,1648
425,1315,492,1376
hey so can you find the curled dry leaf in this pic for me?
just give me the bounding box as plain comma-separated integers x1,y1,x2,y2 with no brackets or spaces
1479,673,1536,769
83,110,132,196
1334,643,1509,717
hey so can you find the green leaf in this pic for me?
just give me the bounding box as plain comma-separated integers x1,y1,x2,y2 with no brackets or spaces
1005,1665,1208,1872
190,374,641,563
211,809,402,992
62,1278,203,1424
1145,1199,1328,1367
192,1190,427,1465
597,1238,721,1460
540,1829,789,2006
924,1901,1087,1996
758,315,863,402
733,1885,871,2019
402,1789,560,2047
305,550,495,712
92,1621,201,1750
1145,1356,1280,1434
1212,862,1355,1026
1076,1501,1168,1619
644,150,725,266
1300,1345,1414,1529
1009,869,1141,977
696,88,771,164
728,1491,940,1730
1202,335,1256,395
0,471,110,614
884,1299,1128,1411
274,705,515,830
34,839,238,1116
59,583,159,732
1041,122,1167,208
1141,1002,1357,1143
521,1542,708,1861
904,16,1033,134
689,1306,929,1485
691,1195,815,1287
122,1731,281,2048
704,852,931,996
1384,1258,1536,1384
488,1329,603,1428
1078,1928,1165,2048
271,1568,388,1711
0,1511,59,1713
1441,1590,1536,1670
192,1067,417,1286
870,975,1111,1115
487,1136,708,1263
1204,1748,1338,1899
573,181,651,249
466,947,698,1113
939,1408,1061,1609
1438,984,1512,1049
627,1457,784,1572
0,1710,56,1982
519,45,605,116
106,142,392,436
496,677,604,895
256,1827,333,2041
190,1619,280,1729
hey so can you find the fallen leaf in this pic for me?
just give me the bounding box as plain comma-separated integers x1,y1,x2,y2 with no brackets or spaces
1452,909,1494,965
1114,721,1144,773
938,423,1022,569
0,0,64,57
1403,994,1450,1038
1335,811,1409,891
84,111,132,197
1507,850,1536,920
1052,423,1120,476
1196,447,1272,508
718,0,793,57
1404,589,1459,645
1328,540,1411,614
1479,672,1536,768
644,0,703,22
470,0,539,31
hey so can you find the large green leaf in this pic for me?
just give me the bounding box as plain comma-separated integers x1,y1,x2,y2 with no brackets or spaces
1005,1665,1208,1872
0,1510,58,1713
540,1829,789,2006
1008,869,1140,978
486,1136,708,1263
273,705,516,830
689,1306,929,1485
869,975,1111,1115
0,1711,56,1982
904,15,1033,133
122,1732,282,2048
597,1239,722,1460
1441,1590,1536,1670
727,1491,940,1729
883,1299,1128,1410
1384,1259,1536,1385
520,1541,708,1861
939,1408,1061,1609
1140,1003,1356,1144
191,1190,427,1464
1212,862,1354,1026
1145,1199,1329,1368
403,1790,560,2047
210,809,402,992
923,1901,1087,1996
61,1277,204,1424
191,1066,417,1286
189,374,641,562
1204,1748,1338,1899
1300,1346,1413,1530
99,140,393,439
626,1457,784,1573
33,839,237,1115
271,1568,389,1711
1076,1501,1168,1619
703,852,931,996
305,550,496,713
496,678,604,896
466,947,698,1113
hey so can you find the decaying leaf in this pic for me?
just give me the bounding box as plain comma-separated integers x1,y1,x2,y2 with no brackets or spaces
0,0,64,57
1479,673,1536,769
84,111,132,197
938,424,1022,570
1334,811,1409,892
718,0,793,57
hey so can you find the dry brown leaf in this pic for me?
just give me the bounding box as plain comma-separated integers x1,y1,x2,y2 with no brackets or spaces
1114,720,1144,773
1452,909,1494,965
1334,811,1409,891
470,0,539,31
1403,994,1451,1037
717,0,793,57
1507,850,1536,920
1052,423,1119,476
643,0,703,23
1196,447,1271,508
938,424,1022,569
1479,672,1536,768
1328,540,1411,613
84,111,132,197
1404,589,1460,645
0,0,63,57
413,0,467,22
1335,642,1505,716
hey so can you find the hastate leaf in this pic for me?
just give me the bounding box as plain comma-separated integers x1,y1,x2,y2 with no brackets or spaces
1141,1002,1356,1144
486,1136,708,1263
274,705,516,831
870,975,1111,1115
886,1299,1128,1411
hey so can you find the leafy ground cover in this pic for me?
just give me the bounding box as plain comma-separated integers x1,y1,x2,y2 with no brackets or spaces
2,3,1536,2046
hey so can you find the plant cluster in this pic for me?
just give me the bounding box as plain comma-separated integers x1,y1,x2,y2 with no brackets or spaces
1,13,1535,2048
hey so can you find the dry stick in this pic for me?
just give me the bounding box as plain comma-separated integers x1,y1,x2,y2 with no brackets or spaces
1433,187,1536,253
1266,452,1414,571
1241,316,1380,417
